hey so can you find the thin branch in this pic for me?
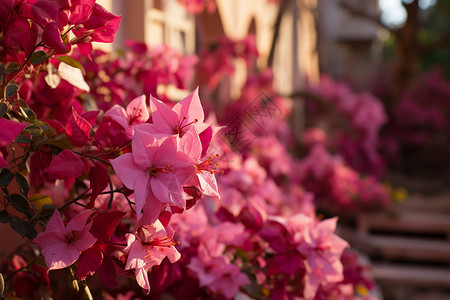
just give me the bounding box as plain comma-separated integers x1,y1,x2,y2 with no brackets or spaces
4,257,38,281
267,0,291,67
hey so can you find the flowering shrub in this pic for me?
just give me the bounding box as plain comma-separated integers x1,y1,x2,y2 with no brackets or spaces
379,69,450,174
0,1,381,299
306,75,387,177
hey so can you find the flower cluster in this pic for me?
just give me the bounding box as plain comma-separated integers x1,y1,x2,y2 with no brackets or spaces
307,75,387,176
0,1,382,298
72,41,198,112
196,35,259,90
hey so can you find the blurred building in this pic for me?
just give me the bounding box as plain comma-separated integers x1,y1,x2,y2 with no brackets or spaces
317,0,383,90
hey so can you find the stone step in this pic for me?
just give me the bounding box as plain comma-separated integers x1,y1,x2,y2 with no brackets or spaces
372,264,450,287
337,226,450,262
357,212,450,238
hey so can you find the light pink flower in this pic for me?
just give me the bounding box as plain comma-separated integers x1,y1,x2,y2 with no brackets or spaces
123,220,181,292
147,88,208,138
33,210,96,270
187,245,249,299
179,128,221,199
103,95,149,136
296,217,349,299
110,125,194,217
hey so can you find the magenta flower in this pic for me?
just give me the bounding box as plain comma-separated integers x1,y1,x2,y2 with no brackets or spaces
187,245,249,299
110,124,194,217
33,210,96,271
123,220,181,293
71,3,122,57
0,118,27,167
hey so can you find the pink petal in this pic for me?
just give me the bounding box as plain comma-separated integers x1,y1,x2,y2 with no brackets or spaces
87,162,109,208
164,246,181,263
126,95,149,126
80,110,100,127
133,175,151,219
66,107,92,147
0,119,27,147
73,228,97,253
76,42,93,58
31,0,62,26
197,172,220,198
173,88,204,123
42,209,65,235
139,195,163,226
80,4,122,43
90,211,126,241
151,176,185,207
76,245,104,281
65,210,94,232
154,135,179,165
103,105,129,129
69,2,95,24
43,244,80,270
42,22,70,53
124,236,146,270
131,126,158,166
135,266,151,292
149,96,179,134
33,232,64,253
110,153,146,190
179,127,201,162
44,149,85,178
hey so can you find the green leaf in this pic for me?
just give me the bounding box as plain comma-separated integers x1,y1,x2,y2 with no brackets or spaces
46,134,73,150
30,51,47,65
56,56,86,75
0,169,14,187
25,224,37,239
19,106,36,121
10,194,32,218
15,173,29,197
0,214,13,223
9,217,27,236
0,210,10,223
31,134,46,151
5,82,19,98
18,99,29,108
9,217,36,239
5,62,21,74
15,134,32,144
0,102,8,116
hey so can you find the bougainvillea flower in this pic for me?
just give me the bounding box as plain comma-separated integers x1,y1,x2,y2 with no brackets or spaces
44,149,85,178
296,217,349,299
123,220,181,293
110,125,193,217
180,128,220,198
71,3,122,57
187,245,249,298
148,88,208,137
103,95,149,136
33,210,96,270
